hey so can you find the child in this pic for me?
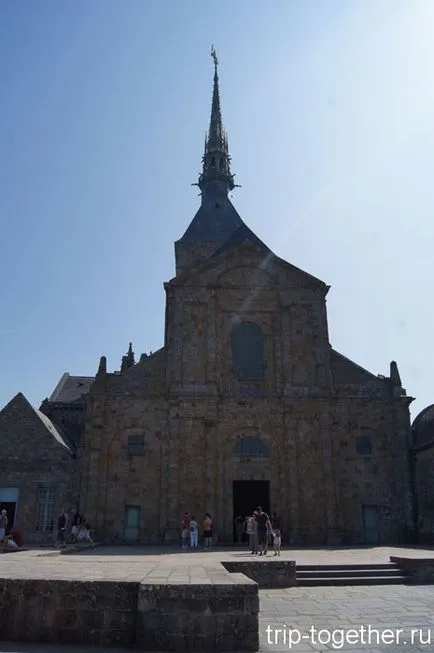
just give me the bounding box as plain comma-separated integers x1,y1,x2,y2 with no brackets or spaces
273,529,281,556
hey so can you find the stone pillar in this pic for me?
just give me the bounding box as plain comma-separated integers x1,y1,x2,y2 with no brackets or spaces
322,406,341,545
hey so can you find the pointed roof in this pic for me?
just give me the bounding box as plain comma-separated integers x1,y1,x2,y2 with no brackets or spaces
49,373,94,402
177,48,243,246
198,46,235,192
0,392,73,453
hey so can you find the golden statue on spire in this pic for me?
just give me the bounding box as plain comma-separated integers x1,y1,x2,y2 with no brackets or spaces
211,45,218,67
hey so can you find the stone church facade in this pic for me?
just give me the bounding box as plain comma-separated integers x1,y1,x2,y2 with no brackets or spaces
0,55,424,546
78,56,415,546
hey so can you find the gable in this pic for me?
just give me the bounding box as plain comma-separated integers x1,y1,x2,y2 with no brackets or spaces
0,393,73,460
169,241,327,292
331,350,387,387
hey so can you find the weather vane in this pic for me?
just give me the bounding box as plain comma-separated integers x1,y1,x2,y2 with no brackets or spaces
211,45,218,67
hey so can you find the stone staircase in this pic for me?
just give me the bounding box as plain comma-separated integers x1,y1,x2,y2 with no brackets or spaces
296,562,409,586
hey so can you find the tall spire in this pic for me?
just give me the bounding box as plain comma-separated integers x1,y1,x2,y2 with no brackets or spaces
198,46,235,192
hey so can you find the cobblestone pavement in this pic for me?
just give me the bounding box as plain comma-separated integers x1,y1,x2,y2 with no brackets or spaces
259,584,434,652
1,545,433,580
1,546,434,652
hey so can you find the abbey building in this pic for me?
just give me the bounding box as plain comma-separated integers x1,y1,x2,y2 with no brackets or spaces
0,54,426,546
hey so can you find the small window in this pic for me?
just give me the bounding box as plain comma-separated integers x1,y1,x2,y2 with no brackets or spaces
128,435,145,455
356,435,372,456
234,435,269,457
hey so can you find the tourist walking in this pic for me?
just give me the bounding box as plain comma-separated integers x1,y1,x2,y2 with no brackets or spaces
255,506,272,556
203,513,213,549
189,515,199,548
56,508,68,548
70,512,83,543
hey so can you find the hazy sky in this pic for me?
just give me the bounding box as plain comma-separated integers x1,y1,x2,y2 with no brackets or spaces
1,0,433,418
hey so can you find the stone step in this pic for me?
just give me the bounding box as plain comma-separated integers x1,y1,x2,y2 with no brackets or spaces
297,568,404,578
297,575,409,587
296,563,400,571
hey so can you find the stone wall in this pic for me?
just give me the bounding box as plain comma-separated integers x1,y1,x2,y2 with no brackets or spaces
0,575,259,651
80,390,414,546
413,444,434,544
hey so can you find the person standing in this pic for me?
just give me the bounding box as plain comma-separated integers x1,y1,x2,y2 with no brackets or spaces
234,516,244,543
203,513,213,549
56,508,68,548
255,506,272,556
189,515,198,548
181,513,190,549
246,512,258,554
0,510,8,544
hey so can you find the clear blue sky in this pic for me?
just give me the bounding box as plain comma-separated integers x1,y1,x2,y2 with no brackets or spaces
1,0,433,418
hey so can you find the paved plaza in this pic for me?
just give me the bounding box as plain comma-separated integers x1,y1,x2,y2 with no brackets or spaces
1,546,434,652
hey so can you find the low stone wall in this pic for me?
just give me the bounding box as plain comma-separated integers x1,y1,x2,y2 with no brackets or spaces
137,575,258,651
390,556,434,584
221,559,296,588
0,574,259,651
0,579,138,648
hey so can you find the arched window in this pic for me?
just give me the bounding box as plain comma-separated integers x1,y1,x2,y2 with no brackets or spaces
234,436,269,457
231,321,264,381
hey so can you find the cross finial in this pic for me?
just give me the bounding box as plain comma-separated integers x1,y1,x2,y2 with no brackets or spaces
211,45,218,68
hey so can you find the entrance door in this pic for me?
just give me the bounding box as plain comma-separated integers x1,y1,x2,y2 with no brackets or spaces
0,488,19,531
124,505,141,542
362,505,380,544
233,480,270,542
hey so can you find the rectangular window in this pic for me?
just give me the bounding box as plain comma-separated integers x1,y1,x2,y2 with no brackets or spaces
356,435,373,456
35,487,56,532
128,434,145,455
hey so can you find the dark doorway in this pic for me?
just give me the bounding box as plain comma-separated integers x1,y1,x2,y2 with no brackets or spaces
233,480,270,542
362,505,380,544
0,502,16,532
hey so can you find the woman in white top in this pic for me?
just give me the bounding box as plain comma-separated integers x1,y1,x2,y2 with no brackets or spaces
189,516,198,548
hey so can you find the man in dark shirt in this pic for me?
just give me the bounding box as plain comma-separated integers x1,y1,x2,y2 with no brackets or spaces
255,506,271,556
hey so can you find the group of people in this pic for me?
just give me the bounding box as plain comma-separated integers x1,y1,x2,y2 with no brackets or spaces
56,509,93,549
181,513,213,549
0,508,23,552
179,508,282,555
238,508,282,556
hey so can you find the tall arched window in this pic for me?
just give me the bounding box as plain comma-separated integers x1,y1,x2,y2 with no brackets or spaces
231,321,265,381
234,436,269,457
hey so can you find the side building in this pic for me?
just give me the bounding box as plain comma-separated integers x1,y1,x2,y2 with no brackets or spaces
0,374,92,544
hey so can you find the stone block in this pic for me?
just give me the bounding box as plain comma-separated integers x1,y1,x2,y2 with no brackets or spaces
221,559,296,588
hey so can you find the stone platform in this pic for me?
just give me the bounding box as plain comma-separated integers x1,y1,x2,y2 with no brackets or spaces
1,545,434,652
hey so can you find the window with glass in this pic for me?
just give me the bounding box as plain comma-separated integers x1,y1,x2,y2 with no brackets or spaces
35,487,56,532
128,434,145,455
234,435,269,457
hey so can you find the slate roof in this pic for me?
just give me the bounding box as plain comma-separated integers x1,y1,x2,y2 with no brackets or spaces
177,194,244,244
49,373,94,402
212,223,269,257
31,403,73,452
0,393,73,453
